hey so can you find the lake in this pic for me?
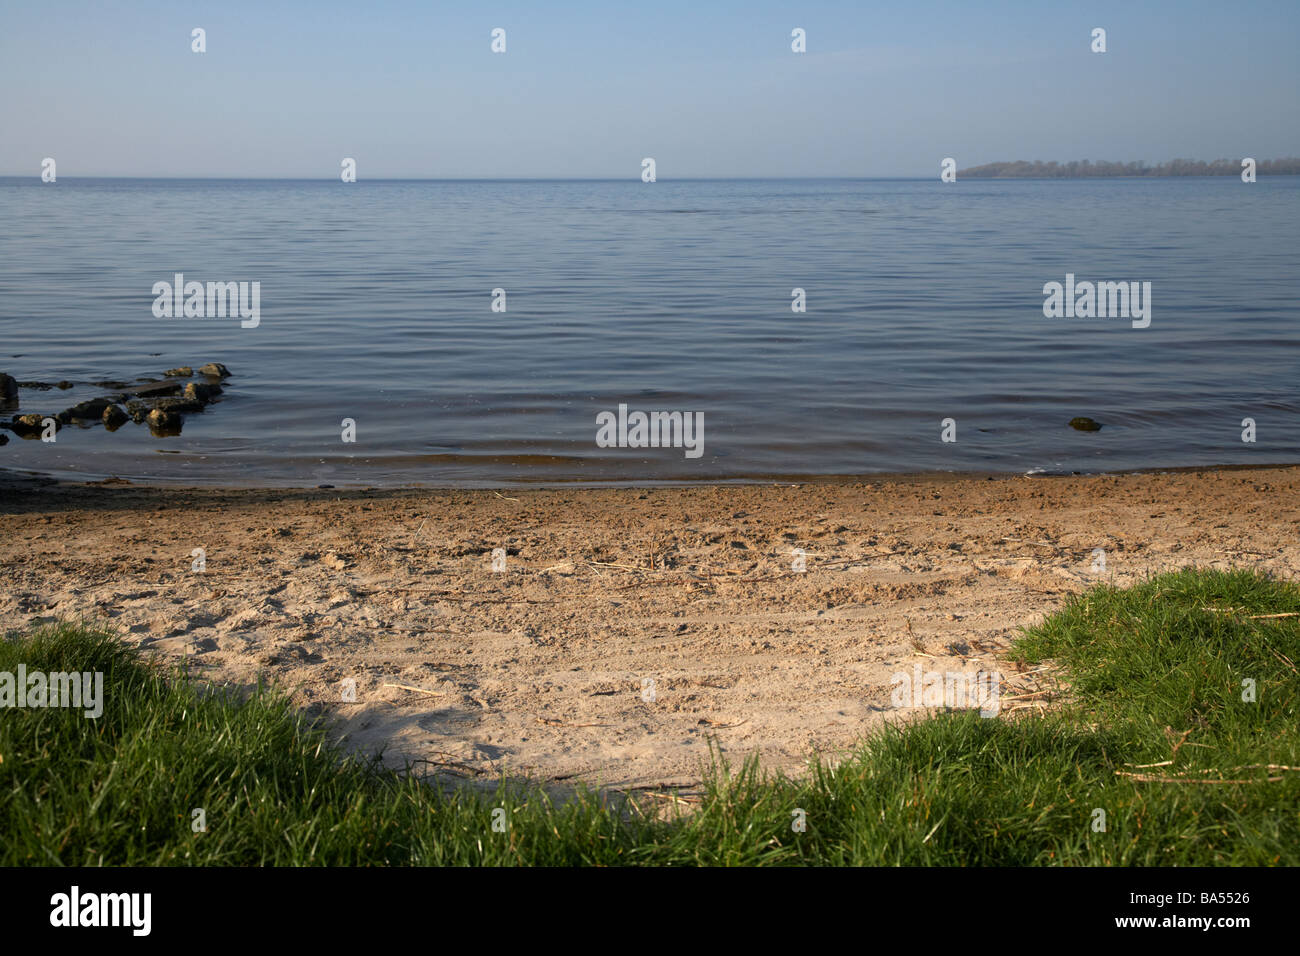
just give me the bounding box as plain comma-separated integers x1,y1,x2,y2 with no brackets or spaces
1,176,1296,486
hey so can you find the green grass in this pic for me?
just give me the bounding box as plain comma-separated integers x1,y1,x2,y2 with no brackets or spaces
2,567,1297,865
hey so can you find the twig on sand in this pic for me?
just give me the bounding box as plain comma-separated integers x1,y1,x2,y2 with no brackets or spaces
589,561,651,572
611,578,685,591
493,491,521,502
536,717,609,728
635,790,700,803
382,682,446,696
612,787,703,810
409,755,484,777
905,617,925,654
1001,536,1067,551
397,590,556,605
999,689,1056,702
697,717,749,730
1001,702,1050,713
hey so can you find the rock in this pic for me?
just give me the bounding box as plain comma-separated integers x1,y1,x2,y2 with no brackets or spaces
198,363,230,379
183,381,221,403
126,400,150,424
132,381,182,398
62,397,114,421
146,408,183,436
55,381,74,390
103,404,129,430
163,366,193,378
1068,417,1103,432
18,381,54,391
11,414,57,438
0,433,7,445
153,396,205,414
0,373,16,400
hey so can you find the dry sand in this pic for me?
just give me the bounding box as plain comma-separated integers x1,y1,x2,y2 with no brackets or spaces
1,467,1296,791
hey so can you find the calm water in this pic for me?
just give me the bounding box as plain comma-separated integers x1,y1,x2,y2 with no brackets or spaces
1,177,1297,486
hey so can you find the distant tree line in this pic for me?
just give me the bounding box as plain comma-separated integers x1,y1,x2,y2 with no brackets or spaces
958,158,1300,178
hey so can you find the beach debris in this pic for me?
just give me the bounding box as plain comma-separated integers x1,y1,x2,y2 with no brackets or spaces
1068,416,1103,432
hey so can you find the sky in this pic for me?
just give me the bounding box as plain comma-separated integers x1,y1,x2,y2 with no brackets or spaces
2,0,1298,178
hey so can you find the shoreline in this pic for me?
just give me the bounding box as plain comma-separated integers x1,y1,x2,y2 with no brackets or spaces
3,465,1297,789
4,459,1298,495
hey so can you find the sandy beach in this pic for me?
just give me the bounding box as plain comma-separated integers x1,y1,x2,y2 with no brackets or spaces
2,466,1296,791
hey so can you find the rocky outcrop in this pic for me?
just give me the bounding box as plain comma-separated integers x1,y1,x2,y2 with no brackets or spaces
1,362,232,443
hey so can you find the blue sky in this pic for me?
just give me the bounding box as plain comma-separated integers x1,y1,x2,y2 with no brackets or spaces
2,0,1297,177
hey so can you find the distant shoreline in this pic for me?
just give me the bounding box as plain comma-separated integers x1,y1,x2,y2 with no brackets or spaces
5,167,1300,182
959,158,1300,178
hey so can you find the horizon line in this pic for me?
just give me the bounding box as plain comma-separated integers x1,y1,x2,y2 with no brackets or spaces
2,174,934,182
